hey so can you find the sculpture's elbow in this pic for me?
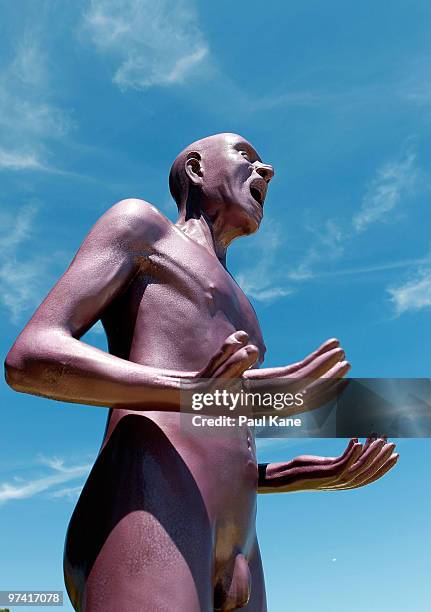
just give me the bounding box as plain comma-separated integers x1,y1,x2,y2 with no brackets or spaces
4,339,43,394
5,328,69,399
5,346,30,393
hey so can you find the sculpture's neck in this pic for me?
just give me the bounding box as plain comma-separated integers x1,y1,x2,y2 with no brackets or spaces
176,214,230,266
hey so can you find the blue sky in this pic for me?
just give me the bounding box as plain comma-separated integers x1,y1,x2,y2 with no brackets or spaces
1,1,431,610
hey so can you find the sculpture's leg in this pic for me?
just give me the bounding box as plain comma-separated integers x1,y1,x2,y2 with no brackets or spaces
81,510,211,611
64,415,214,612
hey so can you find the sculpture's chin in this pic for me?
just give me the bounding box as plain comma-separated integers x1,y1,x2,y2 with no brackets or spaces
225,199,262,238
242,214,261,236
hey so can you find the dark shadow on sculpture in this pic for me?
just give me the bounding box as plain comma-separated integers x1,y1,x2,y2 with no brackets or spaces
65,415,212,611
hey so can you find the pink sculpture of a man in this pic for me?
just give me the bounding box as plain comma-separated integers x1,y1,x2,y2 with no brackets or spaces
5,133,398,611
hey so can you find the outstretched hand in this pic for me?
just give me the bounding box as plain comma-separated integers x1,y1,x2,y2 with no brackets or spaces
245,337,349,380
261,437,399,493
243,337,350,416
188,334,352,419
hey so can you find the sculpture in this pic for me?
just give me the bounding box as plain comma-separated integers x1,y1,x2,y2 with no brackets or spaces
5,133,398,611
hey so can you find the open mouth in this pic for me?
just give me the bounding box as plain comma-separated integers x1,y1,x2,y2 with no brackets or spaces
249,178,267,207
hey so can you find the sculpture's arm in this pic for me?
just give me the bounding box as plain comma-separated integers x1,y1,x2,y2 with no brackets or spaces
5,199,257,409
257,437,398,494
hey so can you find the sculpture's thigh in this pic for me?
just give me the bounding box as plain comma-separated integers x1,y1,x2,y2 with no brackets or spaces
63,415,214,612
81,510,212,612
242,541,267,612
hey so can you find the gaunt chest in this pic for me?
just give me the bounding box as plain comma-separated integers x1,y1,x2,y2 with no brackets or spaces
136,243,266,361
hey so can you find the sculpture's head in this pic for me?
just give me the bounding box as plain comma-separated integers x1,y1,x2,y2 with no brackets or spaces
169,133,274,237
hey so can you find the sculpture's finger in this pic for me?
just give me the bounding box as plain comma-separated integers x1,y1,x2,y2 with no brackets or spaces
280,377,349,418
346,439,386,477
214,345,259,379
321,359,351,380
362,434,383,452
334,443,396,489
287,371,349,417
262,355,349,416
350,444,395,485
286,338,341,374
328,453,399,491
362,437,373,452
348,453,399,489
302,360,350,396
322,442,384,489
336,442,364,476
199,331,249,377
295,348,346,381
336,438,358,460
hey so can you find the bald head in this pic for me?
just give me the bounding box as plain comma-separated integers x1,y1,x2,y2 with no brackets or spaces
168,133,273,236
169,133,247,212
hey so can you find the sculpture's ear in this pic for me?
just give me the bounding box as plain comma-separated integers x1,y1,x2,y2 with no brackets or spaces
185,151,203,186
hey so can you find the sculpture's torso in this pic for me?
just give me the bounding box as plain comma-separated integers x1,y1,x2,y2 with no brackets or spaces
103,216,265,370
64,209,267,611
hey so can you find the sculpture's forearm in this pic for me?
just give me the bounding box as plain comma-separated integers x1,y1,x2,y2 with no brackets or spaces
257,463,272,493
257,439,399,493
257,457,338,494
257,462,300,494
5,329,194,410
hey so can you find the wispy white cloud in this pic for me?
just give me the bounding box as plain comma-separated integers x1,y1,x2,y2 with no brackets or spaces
0,34,72,172
0,258,49,324
0,204,54,324
286,147,422,284
0,203,36,250
244,286,293,301
235,148,421,301
291,255,431,281
353,149,418,232
0,148,45,171
11,35,49,89
236,221,294,302
83,0,209,90
288,219,344,281
49,485,83,501
234,147,424,303
388,267,431,315
0,456,91,505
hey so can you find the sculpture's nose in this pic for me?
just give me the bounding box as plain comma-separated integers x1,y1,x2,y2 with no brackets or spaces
254,162,274,183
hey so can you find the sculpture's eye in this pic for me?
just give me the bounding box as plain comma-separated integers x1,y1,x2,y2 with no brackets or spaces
239,150,250,161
